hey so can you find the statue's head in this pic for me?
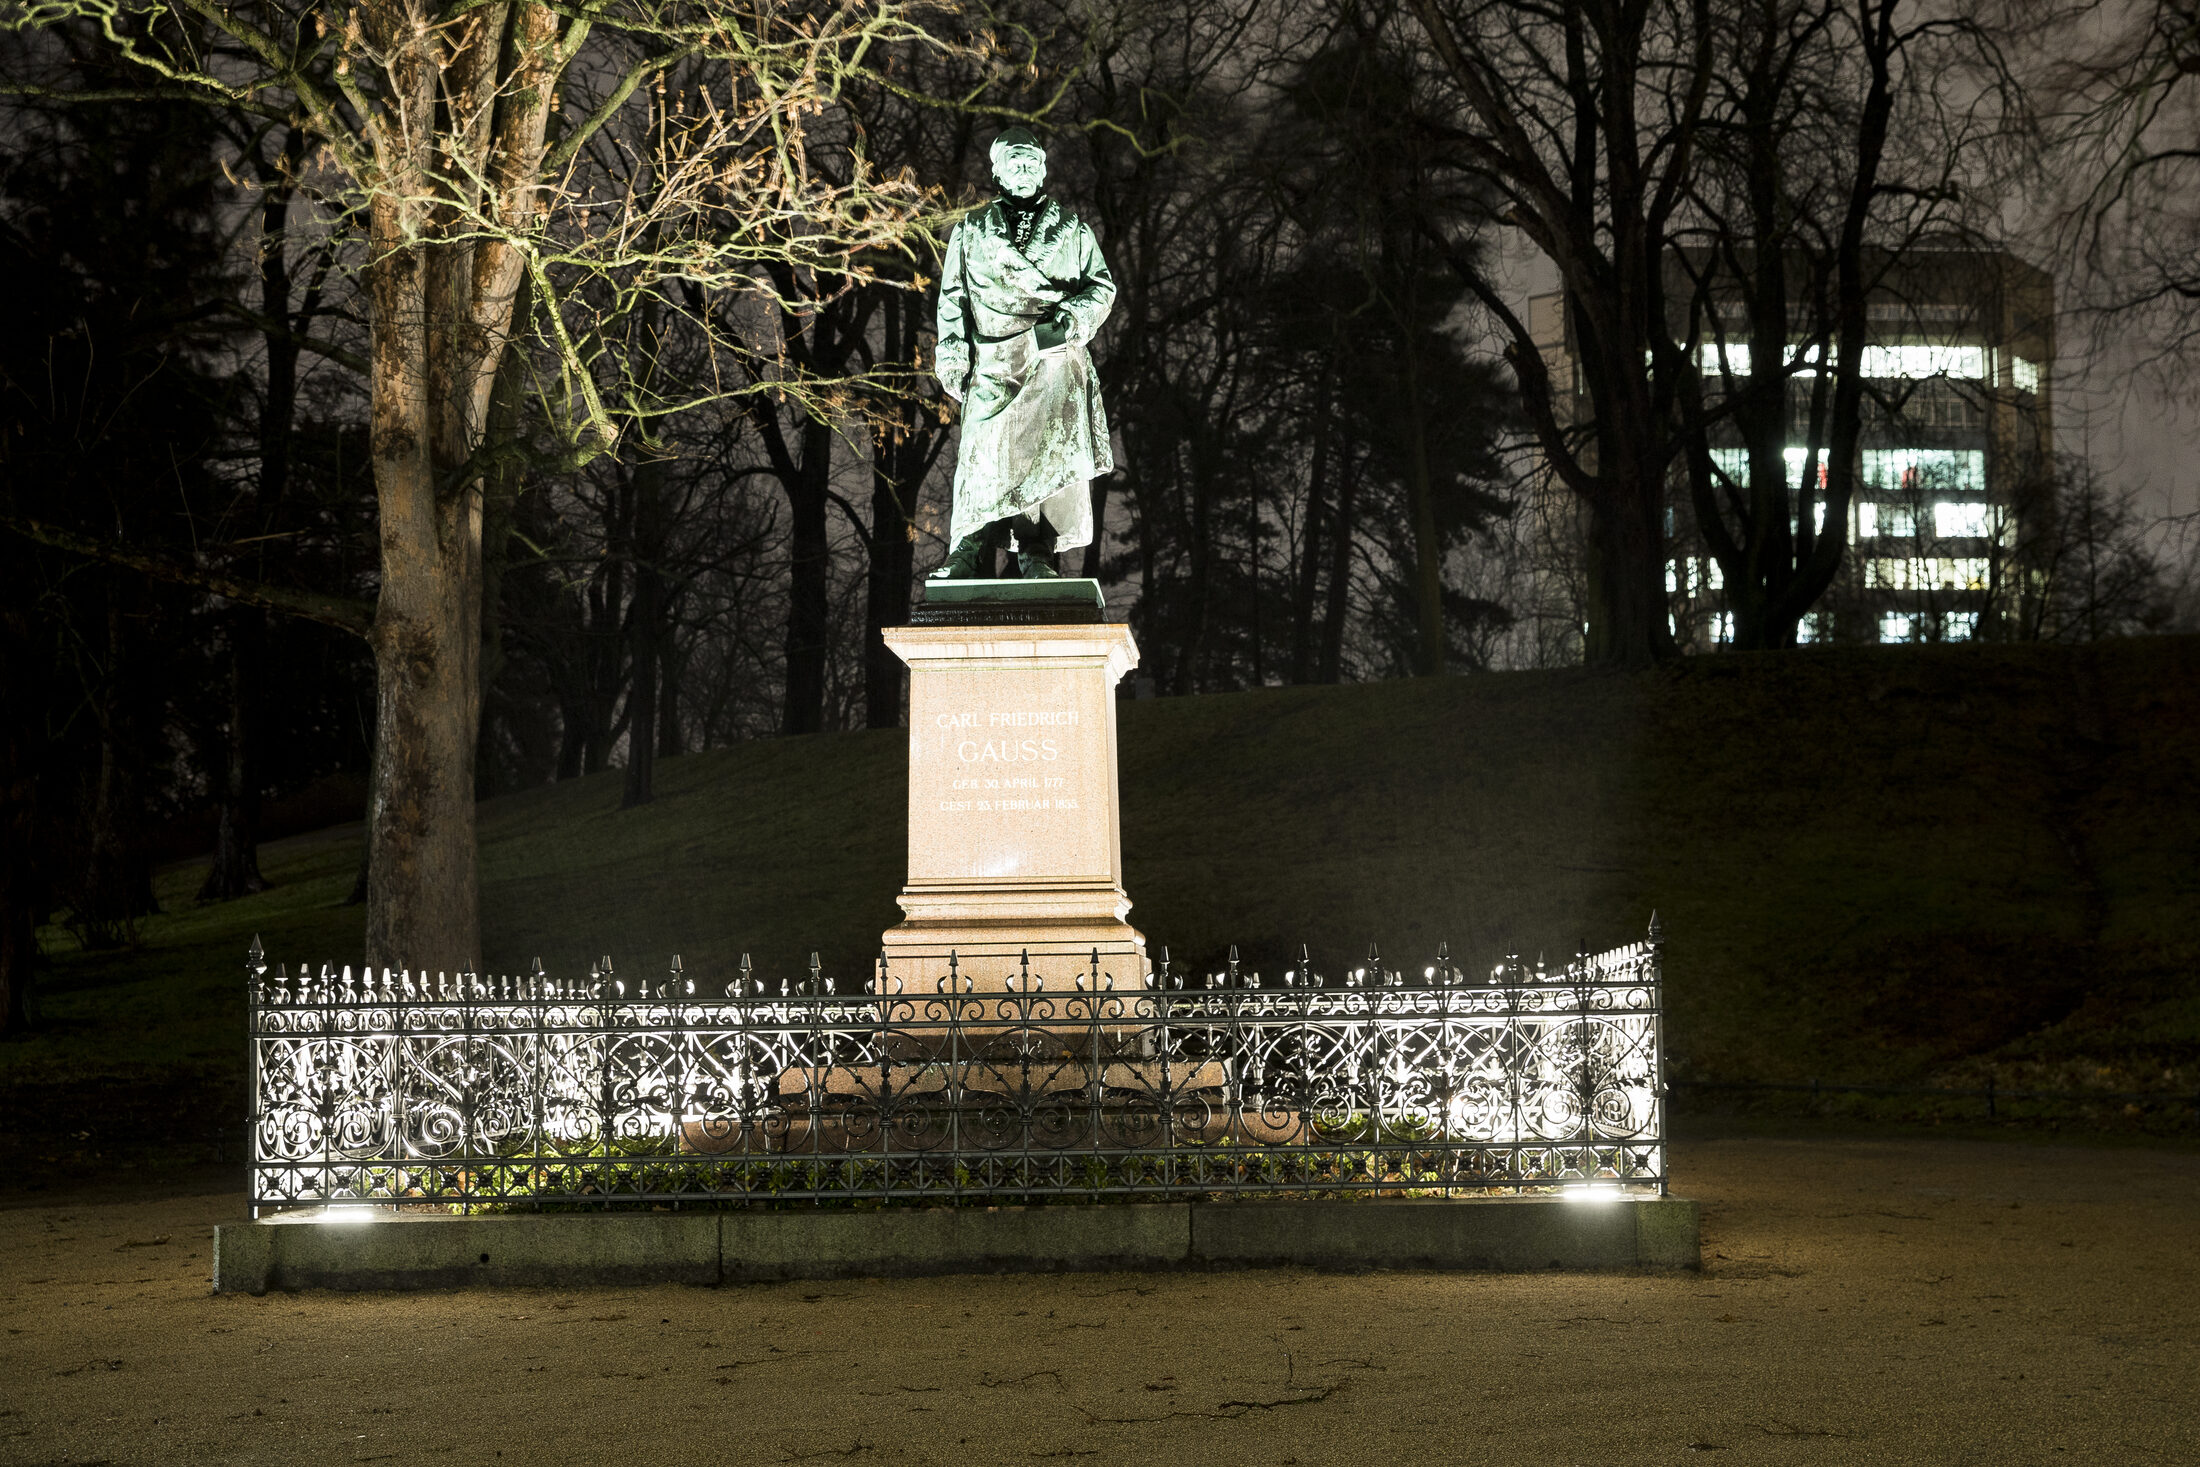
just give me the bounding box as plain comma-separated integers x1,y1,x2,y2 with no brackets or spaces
990,127,1047,200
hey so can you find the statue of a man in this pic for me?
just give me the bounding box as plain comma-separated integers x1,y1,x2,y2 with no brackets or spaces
932,128,1117,580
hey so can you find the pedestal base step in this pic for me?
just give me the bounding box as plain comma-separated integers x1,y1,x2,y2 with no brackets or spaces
876,937,1149,994
212,1195,1700,1292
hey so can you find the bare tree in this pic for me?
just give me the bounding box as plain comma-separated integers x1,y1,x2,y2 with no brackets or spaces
2037,1,2200,372
1400,0,1715,667
1674,0,2022,650
7,0,980,967
2011,454,2186,641
1402,0,2028,661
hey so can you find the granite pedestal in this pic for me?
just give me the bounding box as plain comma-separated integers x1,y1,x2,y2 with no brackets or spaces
880,579,1146,993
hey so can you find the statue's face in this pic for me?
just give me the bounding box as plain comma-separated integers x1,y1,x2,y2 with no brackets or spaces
993,146,1047,199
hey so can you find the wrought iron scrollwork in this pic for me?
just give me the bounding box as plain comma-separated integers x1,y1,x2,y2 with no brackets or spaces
244,925,1666,1213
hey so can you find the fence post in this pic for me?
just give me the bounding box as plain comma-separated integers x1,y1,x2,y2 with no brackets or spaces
244,937,265,1219
1647,914,1667,1197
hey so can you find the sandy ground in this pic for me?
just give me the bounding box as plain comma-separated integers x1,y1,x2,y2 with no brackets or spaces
1,1135,2194,1467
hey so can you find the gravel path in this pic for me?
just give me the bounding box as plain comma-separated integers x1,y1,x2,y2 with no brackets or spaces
3,1135,2194,1466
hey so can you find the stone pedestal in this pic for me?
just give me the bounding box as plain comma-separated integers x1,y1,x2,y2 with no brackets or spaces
880,581,1146,992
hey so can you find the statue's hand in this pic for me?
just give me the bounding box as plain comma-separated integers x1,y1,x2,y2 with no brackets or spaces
1034,311,1070,354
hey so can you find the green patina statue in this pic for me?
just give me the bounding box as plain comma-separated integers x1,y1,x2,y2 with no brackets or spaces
932,128,1117,581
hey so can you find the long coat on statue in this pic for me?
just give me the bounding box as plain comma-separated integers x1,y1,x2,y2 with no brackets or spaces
935,196,1116,550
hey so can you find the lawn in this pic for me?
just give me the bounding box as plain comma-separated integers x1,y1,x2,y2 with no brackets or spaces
7,634,2196,1184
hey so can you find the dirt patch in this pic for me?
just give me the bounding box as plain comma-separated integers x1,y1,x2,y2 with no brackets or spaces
1,1136,2195,1465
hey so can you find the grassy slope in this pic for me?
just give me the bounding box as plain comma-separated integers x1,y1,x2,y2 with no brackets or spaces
8,635,2196,1176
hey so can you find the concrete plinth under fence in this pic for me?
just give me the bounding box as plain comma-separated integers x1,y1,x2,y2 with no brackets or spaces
211,1196,1699,1293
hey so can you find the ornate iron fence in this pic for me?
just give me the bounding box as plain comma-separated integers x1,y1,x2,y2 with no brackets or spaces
246,923,1666,1215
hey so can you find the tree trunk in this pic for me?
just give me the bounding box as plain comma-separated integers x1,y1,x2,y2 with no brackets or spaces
782,418,834,736
623,455,666,808
201,130,303,900
1248,453,1265,687
362,463,484,972
361,216,487,973
1290,365,1334,685
0,773,34,1031
555,710,586,782
658,628,686,758
198,608,268,901
478,274,536,794
1402,334,1446,676
865,419,917,730
1581,469,1669,669
77,602,160,946
582,558,626,776
0,609,43,1034
351,0,559,973
1171,449,1213,696
622,604,659,806
1319,450,1358,683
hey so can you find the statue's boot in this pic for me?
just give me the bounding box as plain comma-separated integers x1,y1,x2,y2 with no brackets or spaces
1014,514,1061,579
930,520,1011,580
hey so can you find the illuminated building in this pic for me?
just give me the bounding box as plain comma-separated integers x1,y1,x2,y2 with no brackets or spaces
1524,249,2054,652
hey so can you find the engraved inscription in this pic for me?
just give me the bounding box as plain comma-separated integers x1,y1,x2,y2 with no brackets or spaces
904,661,1116,884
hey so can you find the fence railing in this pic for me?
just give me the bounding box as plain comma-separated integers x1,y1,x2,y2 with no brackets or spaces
245,924,1666,1215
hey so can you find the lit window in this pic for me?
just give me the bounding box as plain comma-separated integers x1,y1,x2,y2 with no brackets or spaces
1869,558,1994,590
1881,612,1913,643
1699,343,1752,376
1666,562,1681,594
1859,344,1987,380
1699,341,1985,380
1797,613,1822,645
2013,358,2041,394
1702,557,1724,591
1943,611,1980,640
1862,503,1920,539
1699,342,1833,377
1946,558,1991,589
1863,448,1986,495
1711,611,1734,644
1783,446,1831,499
1934,501,1992,538
1706,446,1831,510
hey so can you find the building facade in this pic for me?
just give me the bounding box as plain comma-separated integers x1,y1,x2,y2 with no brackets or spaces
1524,249,2054,654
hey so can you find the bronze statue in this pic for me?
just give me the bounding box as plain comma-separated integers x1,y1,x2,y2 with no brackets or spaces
932,128,1116,580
